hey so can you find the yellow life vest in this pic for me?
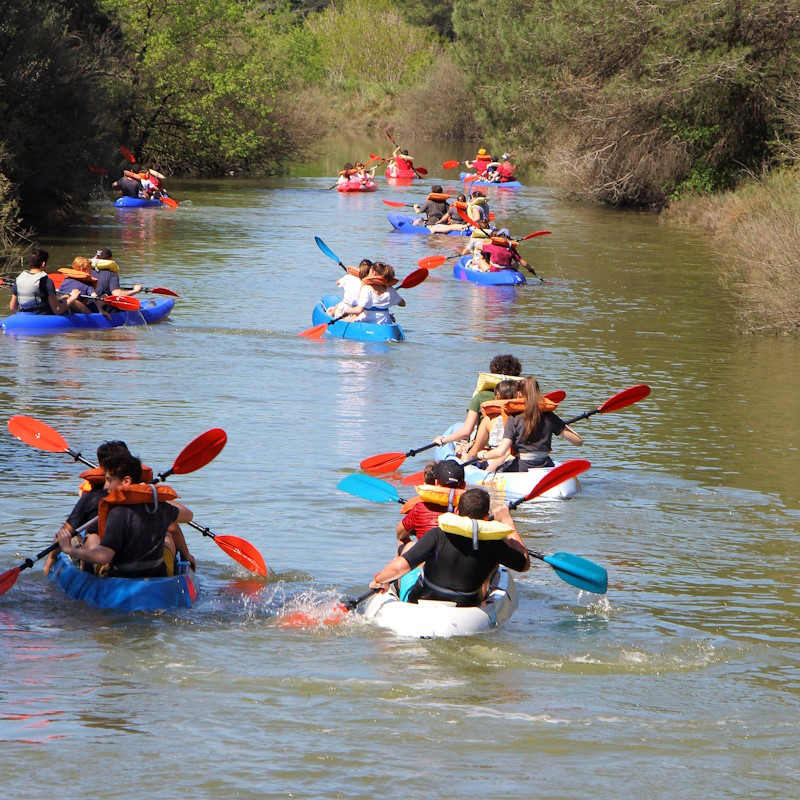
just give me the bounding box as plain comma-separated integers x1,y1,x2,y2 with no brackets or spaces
473,371,520,396
92,258,119,274
415,484,464,510
438,513,515,549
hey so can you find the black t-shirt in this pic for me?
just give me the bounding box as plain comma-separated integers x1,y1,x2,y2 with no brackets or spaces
418,198,448,224
101,502,179,576
66,488,106,534
503,411,566,460
403,526,527,604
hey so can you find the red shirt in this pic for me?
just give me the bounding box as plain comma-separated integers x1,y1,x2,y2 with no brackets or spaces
401,501,446,539
481,242,520,269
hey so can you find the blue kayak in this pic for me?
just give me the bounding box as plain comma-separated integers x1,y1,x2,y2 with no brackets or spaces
2,296,174,336
48,553,199,612
453,255,526,286
114,196,163,208
460,172,522,189
387,213,470,237
312,294,405,342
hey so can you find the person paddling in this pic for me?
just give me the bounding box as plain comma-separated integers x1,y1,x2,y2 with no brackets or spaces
326,258,373,317
337,261,406,324
58,257,112,320
475,230,536,275
412,185,450,227
464,148,493,176
391,146,415,174
91,247,142,299
56,451,195,578
9,248,88,316
396,460,466,554
371,488,530,606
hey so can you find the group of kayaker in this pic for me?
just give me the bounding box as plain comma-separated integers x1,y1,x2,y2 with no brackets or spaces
464,149,517,183
7,246,142,318
46,440,195,579
367,353,581,607
337,162,377,186
324,259,406,324
112,167,168,200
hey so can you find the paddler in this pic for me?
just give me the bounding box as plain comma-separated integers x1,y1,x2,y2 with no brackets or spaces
412,184,450,226
428,194,469,234
326,258,373,317
337,261,405,324
371,488,530,606
91,247,142,298
9,248,88,315
475,229,536,275
433,354,523,449
464,148,493,176
396,460,466,554
391,146,415,173
58,256,112,320
56,451,195,578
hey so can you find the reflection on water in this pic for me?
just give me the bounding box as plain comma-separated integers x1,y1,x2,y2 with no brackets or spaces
1,137,799,798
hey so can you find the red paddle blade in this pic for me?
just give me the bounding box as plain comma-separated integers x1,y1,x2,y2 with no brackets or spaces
463,175,479,182
280,603,349,628
598,384,651,414
418,255,447,269
215,535,267,576
149,286,181,298
88,164,108,175
102,295,140,311
7,416,68,453
172,428,227,475
159,196,179,209
298,322,330,339
120,145,136,163
399,268,428,289
415,167,428,175
0,566,22,597
382,199,408,207
442,160,459,169
360,452,406,473
544,390,567,403
524,459,591,502
401,470,426,486
520,230,552,241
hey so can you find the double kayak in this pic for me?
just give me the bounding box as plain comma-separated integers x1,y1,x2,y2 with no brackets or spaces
460,172,523,189
1,296,175,336
312,293,405,342
387,213,469,237
337,180,377,193
360,566,518,637
114,196,164,208
435,425,580,501
453,255,526,286
48,552,199,612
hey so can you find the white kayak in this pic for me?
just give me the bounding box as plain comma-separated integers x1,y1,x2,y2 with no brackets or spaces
434,424,580,502
360,566,518,638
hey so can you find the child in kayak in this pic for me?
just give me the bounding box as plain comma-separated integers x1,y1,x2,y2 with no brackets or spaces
479,376,582,473
57,257,112,320
326,258,373,317
338,261,405,324
91,247,142,298
457,379,520,461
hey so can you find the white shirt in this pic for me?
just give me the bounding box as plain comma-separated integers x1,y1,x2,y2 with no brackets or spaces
337,274,362,306
357,285,402,324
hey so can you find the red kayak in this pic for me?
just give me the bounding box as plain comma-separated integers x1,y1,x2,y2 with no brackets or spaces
337,179,377,193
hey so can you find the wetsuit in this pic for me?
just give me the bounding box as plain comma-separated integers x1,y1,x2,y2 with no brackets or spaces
402,526,527,606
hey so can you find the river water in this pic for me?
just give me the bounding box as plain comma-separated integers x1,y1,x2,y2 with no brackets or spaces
1,137,799,799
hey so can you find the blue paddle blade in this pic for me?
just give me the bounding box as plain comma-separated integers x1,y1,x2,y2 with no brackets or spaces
337,474,401,504
532,550,608,594
315,236,341,264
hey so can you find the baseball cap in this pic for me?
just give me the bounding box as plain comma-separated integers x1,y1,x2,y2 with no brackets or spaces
434,460,465,488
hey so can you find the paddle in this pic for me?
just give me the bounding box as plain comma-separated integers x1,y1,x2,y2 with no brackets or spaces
527,549,608,594
418,254,457,269
360,441,439,474
315,236,347,272
399,268,428,289
60,292,141,311
563,384,651,426
120,285,181,298
0,516,99,597
120,145,136,163
385,131,425,179
507,459,590,510
158,195,179,209
89,165,108,176
6,417,267,575
337,474,408,505
382,200,415,208
442,160,461,169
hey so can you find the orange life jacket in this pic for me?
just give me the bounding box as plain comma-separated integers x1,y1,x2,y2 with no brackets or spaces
427,192,450,202
79,465,154,493
414,484,465,511
479,396,560,424
97,483,178,537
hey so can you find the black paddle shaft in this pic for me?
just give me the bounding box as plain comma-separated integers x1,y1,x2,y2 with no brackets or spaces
406,442,437,457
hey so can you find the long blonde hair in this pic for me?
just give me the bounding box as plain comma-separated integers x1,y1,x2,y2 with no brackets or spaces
520,376,543,439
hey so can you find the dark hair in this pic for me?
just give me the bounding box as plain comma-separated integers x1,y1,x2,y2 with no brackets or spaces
401,149,408,156
519,376,543,439
432,184,443,193
29,248,48,269
423,461,437,485
489,354,522,376
104,451,142,484
97,440,130,468
495,379,519,400
457,194,466,202
458,488,490,520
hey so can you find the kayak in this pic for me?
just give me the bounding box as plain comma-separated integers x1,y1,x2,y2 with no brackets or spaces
1,296,175,336
337,180,377,193
360,566,517,637
312,293,405,342
385,164,417,180
434,424,580,501
387,213,470,237
114,196,164,208
460,172,522,189
453,255,526,286
48,552,199,612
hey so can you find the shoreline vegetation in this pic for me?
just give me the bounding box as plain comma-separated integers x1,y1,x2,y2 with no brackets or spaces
2,0,800,333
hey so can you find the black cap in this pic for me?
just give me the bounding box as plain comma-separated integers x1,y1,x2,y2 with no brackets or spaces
96,247,112,259
434,460,465,488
